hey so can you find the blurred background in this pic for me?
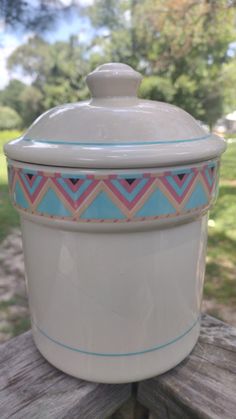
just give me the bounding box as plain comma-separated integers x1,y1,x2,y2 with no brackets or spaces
0,0,236,342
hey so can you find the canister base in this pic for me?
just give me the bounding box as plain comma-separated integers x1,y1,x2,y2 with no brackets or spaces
32,321,200,384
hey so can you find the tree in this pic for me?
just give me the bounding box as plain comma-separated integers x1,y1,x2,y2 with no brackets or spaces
0,0,72,32
19,86,44,127
222,59,236,114
8,37,55,88
0,106,22,130
87,0,139,67
3,0,236,128
86,0,236,126
0,79,27,115
6,36,89,125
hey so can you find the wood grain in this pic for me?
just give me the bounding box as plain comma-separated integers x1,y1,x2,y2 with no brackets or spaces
0,332,131,419
138,315,236,419
0,315,235,419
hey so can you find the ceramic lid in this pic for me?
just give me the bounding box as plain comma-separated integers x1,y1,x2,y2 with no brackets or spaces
4,63,226,169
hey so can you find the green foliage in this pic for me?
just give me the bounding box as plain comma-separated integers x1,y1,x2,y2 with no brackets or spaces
19,86,43,127
0,80,42,128
87,0,236,126
6,35,89,125
89,0,126,30
0,79,27,115
139,76,175,102
1,0,69,32
87,0,139,67
222,59,236,114
0,107,22,130
8,37,52,84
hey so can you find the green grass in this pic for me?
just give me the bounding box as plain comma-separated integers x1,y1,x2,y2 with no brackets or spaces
205,138,236,306
10,316,31,336
0,184,20,241
0,130,235,309
220,136,236,181
0,297,31,337
0,130,21,241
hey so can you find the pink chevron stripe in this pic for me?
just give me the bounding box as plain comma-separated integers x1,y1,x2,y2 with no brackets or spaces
21,173,38,188
51,177,99,209
63,178,86,193
119,178,142,193
160,170,198,204
104,177,155,210
200,167,215,192
205,165,215,179
171,173,188,188
18,174,47,204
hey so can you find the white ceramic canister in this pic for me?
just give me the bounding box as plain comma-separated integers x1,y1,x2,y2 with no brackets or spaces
4,63,226,383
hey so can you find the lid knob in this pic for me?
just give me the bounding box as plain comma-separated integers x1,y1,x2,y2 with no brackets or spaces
86,62,142,98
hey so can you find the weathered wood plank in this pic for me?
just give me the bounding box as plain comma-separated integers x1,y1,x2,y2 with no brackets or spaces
110,384,149,419
138,315,236,419
0,315,235,419
0,331,131,419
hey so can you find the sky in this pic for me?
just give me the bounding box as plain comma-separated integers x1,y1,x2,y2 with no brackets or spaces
0,0,95,88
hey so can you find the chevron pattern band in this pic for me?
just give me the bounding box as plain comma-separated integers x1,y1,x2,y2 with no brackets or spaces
8,161,218,223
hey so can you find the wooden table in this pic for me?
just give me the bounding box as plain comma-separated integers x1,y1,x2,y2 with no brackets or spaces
0,314,235,419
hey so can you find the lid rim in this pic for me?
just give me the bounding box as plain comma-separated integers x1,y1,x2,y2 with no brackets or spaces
21,134,211,146
4,134,226,169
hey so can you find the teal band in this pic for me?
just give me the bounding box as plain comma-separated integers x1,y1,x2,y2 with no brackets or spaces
32,316,200,357
23,134,210,146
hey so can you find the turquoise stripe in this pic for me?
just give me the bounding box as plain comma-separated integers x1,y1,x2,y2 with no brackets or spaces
33,316,200,357
23,135,210,146
165,173,194,195
110,178,149,201
57,178,93,201
20,173,43,195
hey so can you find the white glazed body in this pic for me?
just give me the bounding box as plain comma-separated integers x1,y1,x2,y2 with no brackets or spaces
8,158,214,383
21,213,206,383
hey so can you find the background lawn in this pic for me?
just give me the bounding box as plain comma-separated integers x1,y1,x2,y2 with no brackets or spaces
205,137,236,309
0,130,235,336
0,130,21,241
